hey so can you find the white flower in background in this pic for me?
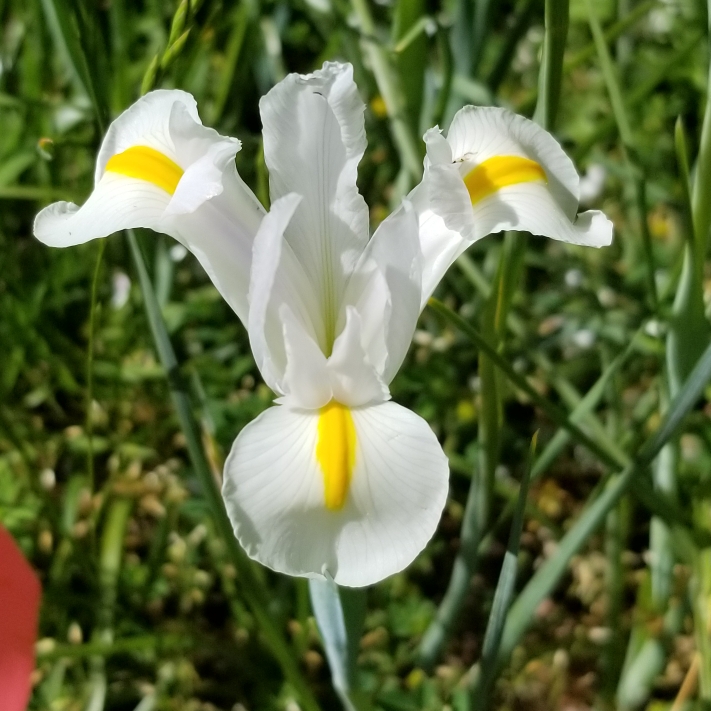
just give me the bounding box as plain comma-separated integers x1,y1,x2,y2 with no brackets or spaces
412,106,613,302
111,271,131,309
34,62,612,587
578,163,607,205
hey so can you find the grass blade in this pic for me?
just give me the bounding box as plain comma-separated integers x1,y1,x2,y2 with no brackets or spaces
309,580,369,711
472,433,537,708
392,0,427,134
350,0,422,181
534,0,569,130
586,0,658,310
38,0,109,129
429,298,700,533
691,0,711,258
495,337,711,672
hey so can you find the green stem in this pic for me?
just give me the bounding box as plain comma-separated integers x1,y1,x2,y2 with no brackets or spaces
86,239,105,494
417,444,492,668
472,435,537,708
534,0,570,130
350,0,422,180
693,550,711,697
691,1,711,257
86,496,133,711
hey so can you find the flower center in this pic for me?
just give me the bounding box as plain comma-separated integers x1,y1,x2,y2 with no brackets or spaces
464,155,547,205
316,401,356,511
105,146,184,195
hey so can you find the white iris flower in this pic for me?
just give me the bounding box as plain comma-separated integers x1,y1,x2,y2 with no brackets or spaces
34,62,612,587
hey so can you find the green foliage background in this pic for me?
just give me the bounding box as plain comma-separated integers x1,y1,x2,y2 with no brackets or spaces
2,0,711,709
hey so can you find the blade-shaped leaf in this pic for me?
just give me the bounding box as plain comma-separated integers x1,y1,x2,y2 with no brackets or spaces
309,579,368,711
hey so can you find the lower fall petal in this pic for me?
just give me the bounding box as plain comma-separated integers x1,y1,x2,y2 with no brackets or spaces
34,174,170,247
222,401,449,587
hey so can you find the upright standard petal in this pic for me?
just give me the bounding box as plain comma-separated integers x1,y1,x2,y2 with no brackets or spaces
0,525,41,711
412,107,613,303
34,90,264,322
260,62,370,351
343,201,423,382
222,401,449,587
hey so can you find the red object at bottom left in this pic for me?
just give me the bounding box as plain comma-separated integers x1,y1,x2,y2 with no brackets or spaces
0,525,41,711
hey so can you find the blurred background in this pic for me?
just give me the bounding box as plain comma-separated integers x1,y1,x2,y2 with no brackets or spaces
2,0,711,708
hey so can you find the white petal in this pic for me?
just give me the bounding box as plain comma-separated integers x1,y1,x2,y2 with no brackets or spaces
340,261,391,375
260,62,369,339
406,107,613,306
402,128,478,306
168,168,264,323
279,304,331,409
328,307,389,407
247,193,303,395
470,182,613,246
422,126,453,165
351,201,423,383
222,401,449,587
447,106,580,218
412,198,472,306
95,90,199,179
445,107,613,246
34,174,169,247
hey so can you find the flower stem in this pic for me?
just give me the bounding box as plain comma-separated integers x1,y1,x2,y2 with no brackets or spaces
86,239,105,495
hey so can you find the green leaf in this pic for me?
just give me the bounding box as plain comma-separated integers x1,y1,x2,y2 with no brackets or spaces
472,433,537,708
392,0,427,133
495,337,711,672
38,0,109,130
534,0,570,130
310,580,369,711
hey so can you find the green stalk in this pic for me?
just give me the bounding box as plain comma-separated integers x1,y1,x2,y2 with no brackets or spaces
470,0,493,77
602,499,629,702
430,23,453,129
686,0,711,692
586,0,658,310
391,0,427,134
418,242,517,669
309,581,370,711
470,434,537,708
691,0,711,257
520,0,658,114
350,0,422,180
86,497,133,711
494,336,711,672
430,298,701,535
126,231,321,711
86,239,105,494
533,0,570,130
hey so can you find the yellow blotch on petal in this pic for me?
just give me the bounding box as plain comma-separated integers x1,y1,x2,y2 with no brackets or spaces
464,155,547,206
105,146,184,195
316,402,356,511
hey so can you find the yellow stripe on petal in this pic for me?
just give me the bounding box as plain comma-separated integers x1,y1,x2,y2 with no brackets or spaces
316,402,356,511
105,146,184,195
464,155,547,206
